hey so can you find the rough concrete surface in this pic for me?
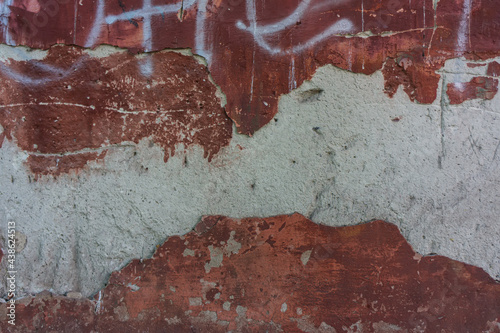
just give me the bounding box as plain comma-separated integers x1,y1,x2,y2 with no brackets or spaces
2,214,500,332
1,50,499,299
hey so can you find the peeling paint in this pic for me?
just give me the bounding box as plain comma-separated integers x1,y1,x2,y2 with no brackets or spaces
1,214,499,332
301,249,312,266
1,0,500,134
0,45,232,176
447,77,499,104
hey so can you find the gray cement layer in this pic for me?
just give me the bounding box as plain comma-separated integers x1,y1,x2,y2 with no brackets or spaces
0,52,499,298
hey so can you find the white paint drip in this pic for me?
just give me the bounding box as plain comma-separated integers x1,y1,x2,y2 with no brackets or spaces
0,0,14,45
74,2,78,44
348,42,353,71
195,0,212,62
423,0,426,28
456,0,471,53
85,0,106,48
289,57,297,90
248,0,257,103
361,0,364,32
95,291,103,314
142,0,153,53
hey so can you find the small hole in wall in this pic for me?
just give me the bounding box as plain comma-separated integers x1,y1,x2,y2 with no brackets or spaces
274,118,278,122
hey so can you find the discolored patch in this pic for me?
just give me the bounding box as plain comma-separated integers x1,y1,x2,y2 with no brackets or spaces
0,46,232,177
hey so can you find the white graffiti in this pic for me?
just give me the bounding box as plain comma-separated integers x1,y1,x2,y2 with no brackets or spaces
0,57,83,85
456,0,471,53
0,0,356,83
0,0,14,45
235,0,354,55
86,0,198,75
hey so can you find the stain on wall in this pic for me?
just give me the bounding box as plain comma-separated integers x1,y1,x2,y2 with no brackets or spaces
0,45,232,177
1,215,499,332
2,0,500,134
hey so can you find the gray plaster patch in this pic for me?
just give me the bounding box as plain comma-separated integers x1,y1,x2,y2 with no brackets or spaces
236,305,247,318
224,231,241,256
165,316,182,325
301,250,312,266
204,245,224,273
292,316,337,333
223,301,231,311
113,305,130,322
189,297,203,307
0,54,499,298
14,231,27,253
66,291,82,299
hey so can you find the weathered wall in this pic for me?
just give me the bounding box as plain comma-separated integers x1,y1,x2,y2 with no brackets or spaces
0,0,499,331
2,214,500,332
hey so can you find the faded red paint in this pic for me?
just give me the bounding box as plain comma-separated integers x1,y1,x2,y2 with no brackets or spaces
382,55,442,103
2,214,499,332
0,46,232,177
447,77,499,104
487,62,500,77
2,0,500,134
467,63,487,68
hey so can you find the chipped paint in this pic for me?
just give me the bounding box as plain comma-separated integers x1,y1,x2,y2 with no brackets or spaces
447,77,499,104
1,214,499,332
0,45,232,176
1,0,500,134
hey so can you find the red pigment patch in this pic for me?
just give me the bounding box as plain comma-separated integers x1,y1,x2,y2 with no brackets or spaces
1,214,499,332
1,0,500,134
447,77,499,104
0,46,232,177
382,55,442,103
467,63,487,68
487,61,500,77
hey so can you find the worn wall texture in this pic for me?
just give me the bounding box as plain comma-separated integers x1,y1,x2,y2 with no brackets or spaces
0,0,499,331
